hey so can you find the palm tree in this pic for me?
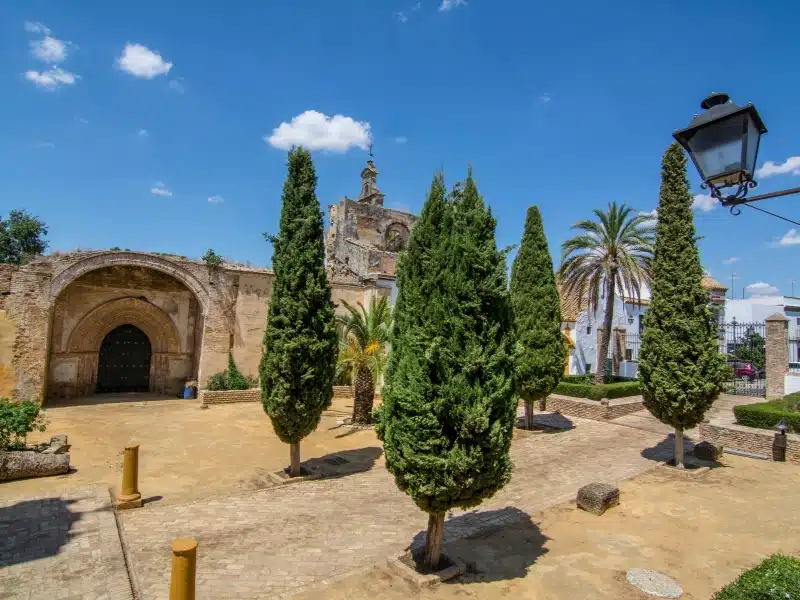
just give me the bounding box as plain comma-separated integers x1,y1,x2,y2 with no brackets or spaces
336,295,392,424
558,202,655,385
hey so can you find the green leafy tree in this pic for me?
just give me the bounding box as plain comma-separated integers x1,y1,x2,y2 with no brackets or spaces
0,209,48,265
558,202,654,384
511,206,566,429
731,329,766,371
260,147,338,477
639,142,727,468
377,170,516,570
336,295,392,424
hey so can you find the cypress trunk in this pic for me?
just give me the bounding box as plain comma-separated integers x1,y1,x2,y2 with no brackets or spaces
424,512,445,570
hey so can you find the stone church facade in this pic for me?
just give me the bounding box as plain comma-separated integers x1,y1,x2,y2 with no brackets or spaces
0,160,416,404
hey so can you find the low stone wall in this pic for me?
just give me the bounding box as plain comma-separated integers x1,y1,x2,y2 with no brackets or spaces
333,386,353,398
199,388,261,406
544,394,644,422
699,421,800,463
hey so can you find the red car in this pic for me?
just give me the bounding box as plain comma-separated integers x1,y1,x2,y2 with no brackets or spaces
733,362,758,381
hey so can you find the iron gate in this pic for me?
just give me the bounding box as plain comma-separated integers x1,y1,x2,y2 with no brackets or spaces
718,320,766,397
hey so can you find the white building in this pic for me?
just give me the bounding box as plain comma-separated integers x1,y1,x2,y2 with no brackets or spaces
561,276,728,378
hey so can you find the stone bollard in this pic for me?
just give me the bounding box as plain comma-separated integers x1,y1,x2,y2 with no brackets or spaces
116,444,143,509
169,538,198,600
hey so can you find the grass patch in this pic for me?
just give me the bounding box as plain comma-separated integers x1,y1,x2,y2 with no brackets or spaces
733,396,800,432
713,554,800,599
553,380,640,401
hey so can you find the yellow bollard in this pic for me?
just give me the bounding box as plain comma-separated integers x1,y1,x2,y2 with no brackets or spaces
116,444,143,509
169,538,198,600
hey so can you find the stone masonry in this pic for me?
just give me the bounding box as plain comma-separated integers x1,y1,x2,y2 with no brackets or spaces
765,313,789,399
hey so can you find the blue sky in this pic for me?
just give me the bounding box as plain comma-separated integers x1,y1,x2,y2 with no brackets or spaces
2,0,800,299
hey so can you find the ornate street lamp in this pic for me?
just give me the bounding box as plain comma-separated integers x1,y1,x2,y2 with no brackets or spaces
674,93,800,213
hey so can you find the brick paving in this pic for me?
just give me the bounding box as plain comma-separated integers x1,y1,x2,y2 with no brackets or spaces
0,486,133,600
120,415,673,599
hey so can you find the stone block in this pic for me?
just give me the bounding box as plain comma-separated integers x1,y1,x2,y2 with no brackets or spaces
42,434,69,454
576,482,619,515
693,440,722,461
0,450,70,481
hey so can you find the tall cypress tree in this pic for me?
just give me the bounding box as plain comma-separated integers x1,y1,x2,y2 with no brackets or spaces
511,206,565,429
260,147,338,476
377,170,516,569
639,142,727,467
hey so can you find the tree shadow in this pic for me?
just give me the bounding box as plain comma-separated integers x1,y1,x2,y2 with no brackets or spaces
0,497,83,569
300,446,383,480
640,434,725,469
408,506,549,583
47,392,186,407
516,412,575,432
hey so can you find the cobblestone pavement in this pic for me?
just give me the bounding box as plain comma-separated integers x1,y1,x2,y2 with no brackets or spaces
120,416,673,599
0,486,133,600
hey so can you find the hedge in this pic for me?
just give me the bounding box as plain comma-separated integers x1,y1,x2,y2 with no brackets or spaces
553,380,640,401
733,398,800,433
713,554,800,600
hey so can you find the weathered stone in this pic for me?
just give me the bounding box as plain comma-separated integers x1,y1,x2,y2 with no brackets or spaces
0,450,70,481
41,434,69,454
693,440,722,461
576,482,619,515
625,568,683,598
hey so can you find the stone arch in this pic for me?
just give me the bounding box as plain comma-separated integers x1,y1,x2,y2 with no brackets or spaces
50,252,210,314
67,297,181,354
385,222,410,252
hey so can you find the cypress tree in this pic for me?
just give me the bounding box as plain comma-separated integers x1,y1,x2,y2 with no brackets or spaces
260,147,338,477
510,206,566,429
377,170,516,569
638,142,727,467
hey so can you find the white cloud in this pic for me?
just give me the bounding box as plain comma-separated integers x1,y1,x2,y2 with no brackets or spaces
394,11,409,23
539,93,551,103
137,128,149,138
208,195,224,204
117,43,172,78
150,182,172,197
755,156,800,179
24,67,78,89
439,0,467,10
265,110,372,153
168,78,185,93
394,136,408,144
692,193,717,212
30,36,68,63
776,228,800,247
638,209,657,226
24,21,51,35
745,282,779,297
722,257,739,264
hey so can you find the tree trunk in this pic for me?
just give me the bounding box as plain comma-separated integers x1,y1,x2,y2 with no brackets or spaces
524,399,534,430
423,512,446,570
289,442,301,477
673,428,684,469
594,276,617,385
352,367,375,425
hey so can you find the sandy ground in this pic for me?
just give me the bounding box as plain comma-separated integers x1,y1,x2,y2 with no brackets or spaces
3,394,381,505
293,455,800,600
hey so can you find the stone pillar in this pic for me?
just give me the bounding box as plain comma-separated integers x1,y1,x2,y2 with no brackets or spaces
613,327,626,376
196,306,231,387
169,538,198,600
116,444,143,509
766,313,789,399
596,327,605,376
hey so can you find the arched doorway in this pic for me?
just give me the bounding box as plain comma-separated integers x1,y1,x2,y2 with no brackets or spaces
96,324,152,393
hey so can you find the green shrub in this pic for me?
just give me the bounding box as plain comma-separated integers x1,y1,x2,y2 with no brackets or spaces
554,380,640,401
205,353,258,391
561,374,636,384
713,554,800,600
0,398,47,449
734,399,800,432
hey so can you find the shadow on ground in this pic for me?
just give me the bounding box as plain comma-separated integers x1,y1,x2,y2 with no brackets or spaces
301,446,383,479
409,507,549,584
0,497,82,569
515,412,575,433
46,392,187,408
640,435,728,469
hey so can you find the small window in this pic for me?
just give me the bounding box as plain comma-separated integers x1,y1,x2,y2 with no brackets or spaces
796,317,799,326
625,349,633,361
585,363,592,374
586,326,592,335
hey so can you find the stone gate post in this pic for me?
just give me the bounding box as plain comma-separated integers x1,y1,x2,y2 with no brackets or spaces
765,313,789,399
